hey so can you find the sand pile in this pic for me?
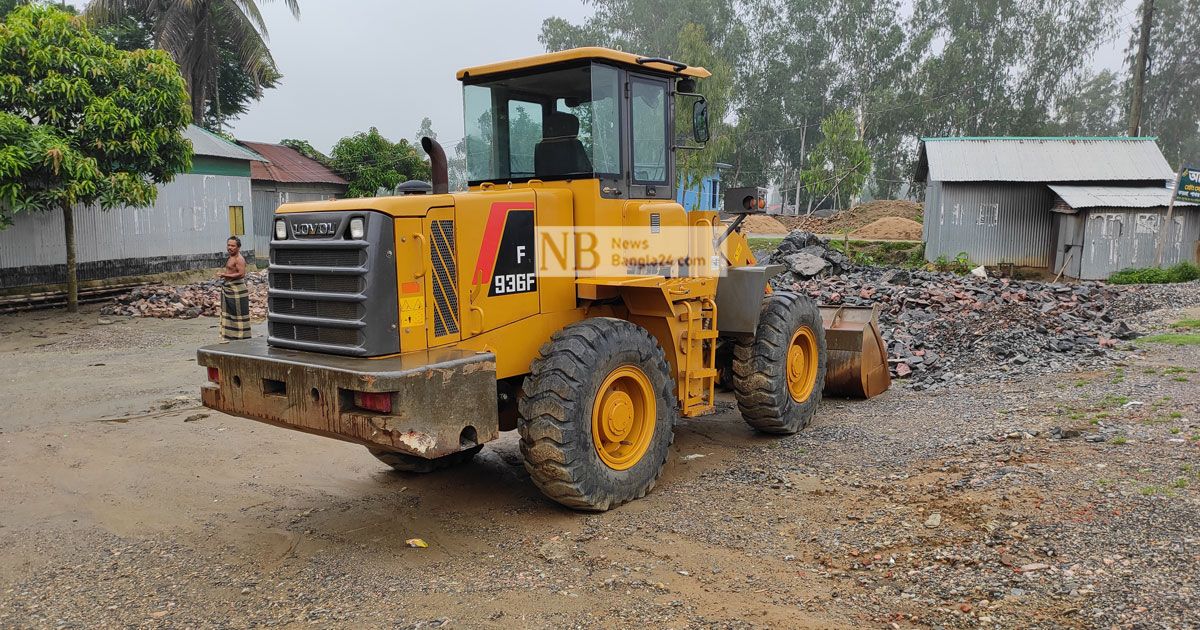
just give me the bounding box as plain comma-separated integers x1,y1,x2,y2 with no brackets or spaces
739,214,789,234
778,199,923,234
849,216,923,240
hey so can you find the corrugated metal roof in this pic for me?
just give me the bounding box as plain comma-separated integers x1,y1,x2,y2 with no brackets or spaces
184,125,266,162
238,141,348,186
916,137,1173,183
1049,185,1198,209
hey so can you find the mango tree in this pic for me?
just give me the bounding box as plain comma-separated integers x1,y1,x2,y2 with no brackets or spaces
0,5,192,311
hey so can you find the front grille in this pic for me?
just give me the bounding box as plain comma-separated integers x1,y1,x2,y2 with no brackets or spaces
270,298,362,320
273,248,365,268
266,211,399,356
269,273,362,294
269,322,361,346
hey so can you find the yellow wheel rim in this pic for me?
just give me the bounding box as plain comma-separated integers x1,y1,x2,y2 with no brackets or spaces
591,365,655,471
786,326,819,403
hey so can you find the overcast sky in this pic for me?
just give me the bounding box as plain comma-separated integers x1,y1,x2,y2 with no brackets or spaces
225,0,592,153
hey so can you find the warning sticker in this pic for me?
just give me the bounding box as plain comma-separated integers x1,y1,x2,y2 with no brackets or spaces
400,296,425,327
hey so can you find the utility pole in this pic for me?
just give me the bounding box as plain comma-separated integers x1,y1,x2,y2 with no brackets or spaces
1129,0,1155,136
795,119,806,217
1154,166,1183,267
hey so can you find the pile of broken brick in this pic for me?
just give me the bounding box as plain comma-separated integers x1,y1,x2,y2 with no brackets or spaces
101,272,267,320
764,231,1191,389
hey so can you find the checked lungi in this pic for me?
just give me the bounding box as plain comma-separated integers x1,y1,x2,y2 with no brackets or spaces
221,279,251,340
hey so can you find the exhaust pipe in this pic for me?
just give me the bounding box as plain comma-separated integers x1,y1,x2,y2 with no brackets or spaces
421,136,448,194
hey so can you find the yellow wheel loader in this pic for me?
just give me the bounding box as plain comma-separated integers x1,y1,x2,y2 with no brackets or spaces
198,47,888,511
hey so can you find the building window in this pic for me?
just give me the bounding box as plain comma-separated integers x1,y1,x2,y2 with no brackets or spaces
228,205,245,236
978,203,999,226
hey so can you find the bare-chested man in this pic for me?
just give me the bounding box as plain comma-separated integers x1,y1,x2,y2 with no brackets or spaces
218,236,250,340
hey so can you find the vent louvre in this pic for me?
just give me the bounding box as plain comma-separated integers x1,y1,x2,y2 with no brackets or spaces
273,248,364,268
269,273,362,294
269,298,361,320
269,322,361,346
429,220,460,337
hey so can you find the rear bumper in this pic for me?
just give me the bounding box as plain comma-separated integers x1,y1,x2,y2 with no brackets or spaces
198,339,498,459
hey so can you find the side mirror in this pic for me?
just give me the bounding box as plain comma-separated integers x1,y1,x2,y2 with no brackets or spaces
692,98,710,144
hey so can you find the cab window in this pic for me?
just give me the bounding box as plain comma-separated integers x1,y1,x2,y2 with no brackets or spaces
630,78,668,184
463,63,622,184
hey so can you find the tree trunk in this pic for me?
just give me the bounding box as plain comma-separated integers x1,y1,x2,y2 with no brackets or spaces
1128,0,1155,136
62,201,78,313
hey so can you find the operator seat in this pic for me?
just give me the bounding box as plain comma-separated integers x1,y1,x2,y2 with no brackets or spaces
534,112,592,177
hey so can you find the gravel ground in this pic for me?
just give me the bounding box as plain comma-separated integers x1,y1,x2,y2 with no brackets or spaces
0,300,1197,628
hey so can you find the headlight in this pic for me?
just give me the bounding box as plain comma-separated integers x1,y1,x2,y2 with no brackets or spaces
349,217,365,239
274,219,287,240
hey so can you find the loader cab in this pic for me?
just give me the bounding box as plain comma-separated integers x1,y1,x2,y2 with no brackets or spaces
457,48,710,201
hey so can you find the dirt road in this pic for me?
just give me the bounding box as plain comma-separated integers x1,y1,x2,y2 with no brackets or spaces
1,307,1198,628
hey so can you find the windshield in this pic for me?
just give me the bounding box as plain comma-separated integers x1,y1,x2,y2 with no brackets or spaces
463,63,620,184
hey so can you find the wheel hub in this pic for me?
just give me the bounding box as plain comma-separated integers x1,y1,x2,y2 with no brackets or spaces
786,326,819,403
591,365,655,470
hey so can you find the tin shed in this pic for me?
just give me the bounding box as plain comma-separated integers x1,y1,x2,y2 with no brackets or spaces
1048,186,1199,280
915,137,1175,271
0,125,265,291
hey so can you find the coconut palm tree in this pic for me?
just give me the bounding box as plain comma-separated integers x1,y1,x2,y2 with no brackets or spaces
85,0,300,122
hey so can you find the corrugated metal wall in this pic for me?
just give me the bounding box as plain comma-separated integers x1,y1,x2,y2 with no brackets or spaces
249,184,343,264
924,182,1054,267
0,173,250,288
1076,207,1200,280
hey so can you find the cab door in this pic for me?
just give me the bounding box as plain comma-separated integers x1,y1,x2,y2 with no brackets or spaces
626,74,673,202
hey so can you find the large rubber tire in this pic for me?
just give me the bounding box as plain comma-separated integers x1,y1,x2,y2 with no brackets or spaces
733,292,827,434
518,318,676,511
368,445,483,474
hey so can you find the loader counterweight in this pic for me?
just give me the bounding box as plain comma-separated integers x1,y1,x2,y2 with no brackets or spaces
199,340,498,459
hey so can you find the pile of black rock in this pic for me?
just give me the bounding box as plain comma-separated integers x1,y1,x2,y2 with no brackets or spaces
764,230,855,279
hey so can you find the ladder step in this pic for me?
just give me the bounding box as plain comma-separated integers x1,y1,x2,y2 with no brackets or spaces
687,368,718,379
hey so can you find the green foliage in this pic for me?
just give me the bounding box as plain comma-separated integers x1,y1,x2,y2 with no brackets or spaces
0,5,192,217
330,127,430,198
933,251,973,274
85,0,298,124
1108,263,1200,285
800,110,871,209
746,236,784,252
542,0,1199,201
0,4,191,311
673,22,735,192
824,238,920,266
905,243,927,268
279,138,329,165
413,117,436,146
1134,0,1200,164
1138,333,1200,347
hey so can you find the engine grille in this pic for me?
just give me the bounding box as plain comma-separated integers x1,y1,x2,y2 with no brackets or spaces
266,211,399,357
273,248,365,268
269,297,362,320
269,273,362,294
268,322,361,346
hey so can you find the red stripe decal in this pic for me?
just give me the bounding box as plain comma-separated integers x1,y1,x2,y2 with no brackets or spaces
473,201,534,285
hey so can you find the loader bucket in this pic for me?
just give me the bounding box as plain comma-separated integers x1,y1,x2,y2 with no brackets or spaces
819,304,891,399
